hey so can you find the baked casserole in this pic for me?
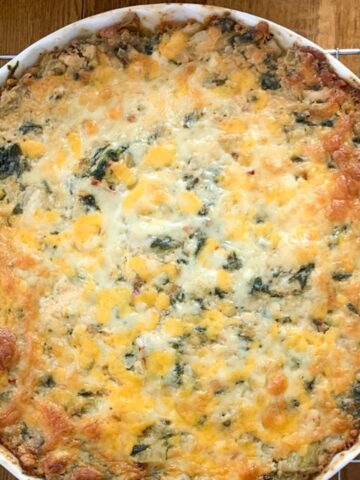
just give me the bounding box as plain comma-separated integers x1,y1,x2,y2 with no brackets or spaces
0,11,360,480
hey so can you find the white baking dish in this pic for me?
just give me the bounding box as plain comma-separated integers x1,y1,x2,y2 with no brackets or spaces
0,4,359,480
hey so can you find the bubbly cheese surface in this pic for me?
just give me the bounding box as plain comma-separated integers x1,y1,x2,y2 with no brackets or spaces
1,13,360,480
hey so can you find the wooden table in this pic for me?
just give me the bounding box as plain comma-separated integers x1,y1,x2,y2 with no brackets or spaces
0,1,360,479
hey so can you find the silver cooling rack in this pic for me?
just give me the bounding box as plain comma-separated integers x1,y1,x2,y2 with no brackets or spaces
0,48,356,63
1,47,360,63
327,47,360,60
1,47,360,480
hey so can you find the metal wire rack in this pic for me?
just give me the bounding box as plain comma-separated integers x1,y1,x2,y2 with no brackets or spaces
338,458,360,480
327,47,360,60
1,46,360,480
1,47,360,64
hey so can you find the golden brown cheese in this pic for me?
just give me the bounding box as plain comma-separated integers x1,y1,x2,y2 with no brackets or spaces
0,12,360,480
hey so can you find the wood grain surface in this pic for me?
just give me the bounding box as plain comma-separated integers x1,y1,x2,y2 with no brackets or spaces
0,1,360,479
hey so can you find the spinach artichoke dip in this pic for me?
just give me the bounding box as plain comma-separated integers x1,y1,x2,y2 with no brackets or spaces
0,11,360,480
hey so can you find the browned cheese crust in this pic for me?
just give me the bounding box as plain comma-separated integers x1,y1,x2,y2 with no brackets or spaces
0,12,360,480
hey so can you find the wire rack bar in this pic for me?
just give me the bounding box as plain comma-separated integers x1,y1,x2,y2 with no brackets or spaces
1,47,360,480
327,48,360,55
0,48,360,60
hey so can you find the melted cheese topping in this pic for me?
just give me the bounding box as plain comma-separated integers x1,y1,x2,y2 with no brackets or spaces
0,13,360,480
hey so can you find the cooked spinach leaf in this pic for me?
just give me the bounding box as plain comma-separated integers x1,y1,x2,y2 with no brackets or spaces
130,444,149,456
150,236,180,250
304,378,315,392
213,16,236,33
229,30,255,46
289,263,315,290
332,271,352,281
250,276,270,294
321,119,334,127
293,111,314,126
80,194,99,211
261,73,280,90
183,174,199,190
0,143,22,179
39,374,56,388
290,155,306,163
347,303,360,315
12,203,23,215
78,389,95,397
89,144,129,180
19,122,43,135
223,252,242,271
183,110,203,128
